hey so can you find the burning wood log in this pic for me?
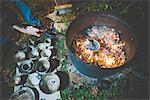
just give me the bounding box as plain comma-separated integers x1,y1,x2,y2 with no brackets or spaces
73,26,126,68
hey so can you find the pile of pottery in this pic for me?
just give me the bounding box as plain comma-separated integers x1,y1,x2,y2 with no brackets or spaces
14,38,53,75
10,37,65,100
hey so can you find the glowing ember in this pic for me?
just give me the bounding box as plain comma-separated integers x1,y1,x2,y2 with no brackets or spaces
73,26,126,68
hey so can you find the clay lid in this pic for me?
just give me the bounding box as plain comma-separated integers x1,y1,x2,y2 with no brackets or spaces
39,73,60,94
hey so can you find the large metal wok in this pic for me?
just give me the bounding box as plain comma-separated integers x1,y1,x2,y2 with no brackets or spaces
66,12,137,78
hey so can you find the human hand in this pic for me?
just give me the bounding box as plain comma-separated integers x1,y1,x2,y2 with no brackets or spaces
12,25,43,37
